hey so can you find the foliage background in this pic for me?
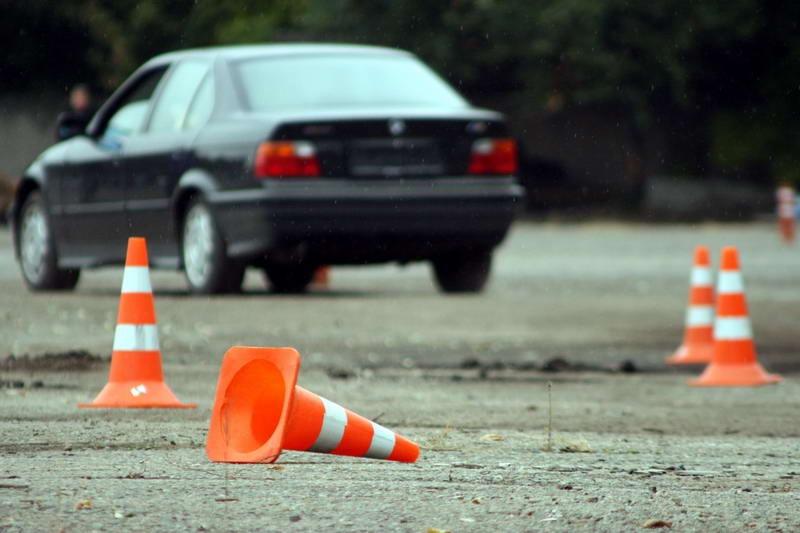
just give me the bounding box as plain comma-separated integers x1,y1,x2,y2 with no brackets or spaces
1,0,798,184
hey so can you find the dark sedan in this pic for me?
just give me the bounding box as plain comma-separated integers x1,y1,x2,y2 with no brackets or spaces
11,44,524,294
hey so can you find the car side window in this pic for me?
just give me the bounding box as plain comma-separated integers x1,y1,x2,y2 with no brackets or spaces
148,61,209,134
101,68,166,144
183,73,214,130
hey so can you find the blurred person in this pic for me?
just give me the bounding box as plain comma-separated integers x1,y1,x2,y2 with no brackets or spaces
55,84,95,140
776,182,795,243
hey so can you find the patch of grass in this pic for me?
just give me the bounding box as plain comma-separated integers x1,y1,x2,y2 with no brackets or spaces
558,437,593,453
423,425,459,452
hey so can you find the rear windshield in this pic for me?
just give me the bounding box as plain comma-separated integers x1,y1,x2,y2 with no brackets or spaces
233,54,467,111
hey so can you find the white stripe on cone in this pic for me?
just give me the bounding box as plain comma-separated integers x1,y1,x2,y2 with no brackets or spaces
366,421,396,459
685,305,713,327
309,397,347,453
112,324,160,351
121,266,152,294
717,271,744,294
690,267,712,286
714,317,753,340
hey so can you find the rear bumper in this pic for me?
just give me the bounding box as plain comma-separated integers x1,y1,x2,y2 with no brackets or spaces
209,177,525,263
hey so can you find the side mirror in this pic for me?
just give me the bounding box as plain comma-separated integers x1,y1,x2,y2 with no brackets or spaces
55,112,90,141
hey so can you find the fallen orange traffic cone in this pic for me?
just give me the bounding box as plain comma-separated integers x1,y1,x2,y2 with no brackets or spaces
206,346,419,463
666,245,714,365
690,246,781,387
80,238,196,408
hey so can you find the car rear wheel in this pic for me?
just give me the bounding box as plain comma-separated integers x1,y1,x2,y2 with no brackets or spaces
17,191,80,291
182,198,244,294
431,250,492,293
263,263,317,294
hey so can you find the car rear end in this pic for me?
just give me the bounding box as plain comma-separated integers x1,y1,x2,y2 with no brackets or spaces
214,48,524,266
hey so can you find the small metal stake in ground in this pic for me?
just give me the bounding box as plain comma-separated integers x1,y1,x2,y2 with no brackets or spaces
544,381,553,452
216,408,237,503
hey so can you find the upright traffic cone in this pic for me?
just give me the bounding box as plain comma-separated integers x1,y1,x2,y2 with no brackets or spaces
690,246,781,387
80,238,196,408
312,266,330,288
666,246,714,365
206,346,419,463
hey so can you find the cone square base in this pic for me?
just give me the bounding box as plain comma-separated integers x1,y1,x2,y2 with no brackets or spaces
665,343,714,365
206,346,301,463
79,381,196,409
689,363,782,387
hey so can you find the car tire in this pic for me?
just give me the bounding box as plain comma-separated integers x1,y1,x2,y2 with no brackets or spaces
17,191,80,291
181,197,244,294
431,250,492,293
263,263,317,294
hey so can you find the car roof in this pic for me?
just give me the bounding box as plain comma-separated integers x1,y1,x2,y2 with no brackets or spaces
145,43,411,67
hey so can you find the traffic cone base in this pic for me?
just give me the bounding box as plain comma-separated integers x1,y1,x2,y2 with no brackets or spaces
666,341,714,365
79,381,195,409
206,346,420,464
690,362,782,387
80,237,195,409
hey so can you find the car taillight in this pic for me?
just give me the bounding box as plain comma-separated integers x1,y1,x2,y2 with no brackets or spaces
467,138,518,175
254,141,321,178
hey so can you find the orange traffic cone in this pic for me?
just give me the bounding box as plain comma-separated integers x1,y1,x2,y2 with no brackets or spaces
666,245,714,365
313,266,330,288
690,246,781,387
206,346,419,463
80,238,196,408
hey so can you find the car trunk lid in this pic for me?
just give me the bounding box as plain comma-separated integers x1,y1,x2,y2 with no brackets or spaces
269,115,509,179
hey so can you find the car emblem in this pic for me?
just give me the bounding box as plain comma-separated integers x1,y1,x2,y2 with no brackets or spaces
466,121,488,134
388,119,405,136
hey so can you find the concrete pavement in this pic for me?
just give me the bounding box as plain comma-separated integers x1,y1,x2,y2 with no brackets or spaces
1,222,798,531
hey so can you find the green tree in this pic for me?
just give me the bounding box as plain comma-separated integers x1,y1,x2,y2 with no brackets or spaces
2,0,797,184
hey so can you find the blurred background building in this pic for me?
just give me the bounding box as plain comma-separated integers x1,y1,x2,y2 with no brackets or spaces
2,0,797,218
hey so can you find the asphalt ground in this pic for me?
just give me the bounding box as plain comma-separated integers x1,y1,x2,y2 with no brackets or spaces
1,222,798,531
